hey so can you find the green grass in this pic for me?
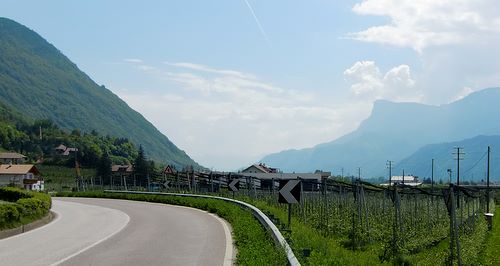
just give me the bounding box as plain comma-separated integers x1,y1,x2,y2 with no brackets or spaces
56,191,288,266
241,196,493,266
480,207,500,265
250,200,388,265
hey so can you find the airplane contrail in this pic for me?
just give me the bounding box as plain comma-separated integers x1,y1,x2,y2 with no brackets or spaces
243,0,271,46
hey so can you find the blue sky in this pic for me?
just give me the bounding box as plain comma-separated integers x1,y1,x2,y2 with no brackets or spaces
3,0,500,170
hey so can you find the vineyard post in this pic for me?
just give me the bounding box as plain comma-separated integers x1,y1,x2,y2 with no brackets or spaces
392,187,400,259
487,145,491,213
449,188,455,264
431,158,434,190
323,178,328,233
301,178,306,224
288,203,292,230
210,172,213,193
451,186,462,265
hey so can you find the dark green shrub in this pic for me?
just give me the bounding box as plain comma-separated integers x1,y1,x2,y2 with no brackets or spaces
0,187,52,230
0,186,33,202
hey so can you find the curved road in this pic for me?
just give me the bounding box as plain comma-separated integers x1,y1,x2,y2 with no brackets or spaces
0,197,233,266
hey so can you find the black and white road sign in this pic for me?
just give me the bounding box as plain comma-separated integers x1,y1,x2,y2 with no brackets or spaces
163,180,170,189
229,179,240,192
279,179,301,204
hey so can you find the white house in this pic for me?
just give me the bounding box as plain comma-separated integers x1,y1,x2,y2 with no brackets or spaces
241,163,278,174
383,175,422,186
0,164,44,191
54,144,78,156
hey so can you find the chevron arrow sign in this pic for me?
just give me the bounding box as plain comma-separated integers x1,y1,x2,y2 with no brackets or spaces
279,179,301,204
229,179,239,192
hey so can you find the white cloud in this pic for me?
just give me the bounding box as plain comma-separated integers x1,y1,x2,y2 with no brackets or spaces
164,62,256,79
349,0,500,52
123,58,143,63
344,61,420,102
450,86,474,102
113,61,370,170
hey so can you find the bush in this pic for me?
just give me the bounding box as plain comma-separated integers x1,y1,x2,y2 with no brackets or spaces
0,186,33,202
0,187,51,230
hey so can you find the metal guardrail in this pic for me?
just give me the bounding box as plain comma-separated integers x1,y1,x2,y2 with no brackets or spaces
104,190,301,266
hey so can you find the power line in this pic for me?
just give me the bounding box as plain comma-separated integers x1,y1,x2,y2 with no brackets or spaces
462,151,487,175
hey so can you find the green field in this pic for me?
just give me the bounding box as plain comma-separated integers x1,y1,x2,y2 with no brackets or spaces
37,165,96,191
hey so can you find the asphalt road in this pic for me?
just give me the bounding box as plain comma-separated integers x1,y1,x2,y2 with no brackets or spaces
0,197,233,266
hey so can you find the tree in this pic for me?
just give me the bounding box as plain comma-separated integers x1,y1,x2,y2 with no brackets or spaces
97,152,112,185
133,145,148,187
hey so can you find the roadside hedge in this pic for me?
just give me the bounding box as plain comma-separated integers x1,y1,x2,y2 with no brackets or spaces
0,187,52,230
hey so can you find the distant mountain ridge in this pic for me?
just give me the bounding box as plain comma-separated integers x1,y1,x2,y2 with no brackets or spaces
261,87,500,178
394,135,500,182
0,17,199,168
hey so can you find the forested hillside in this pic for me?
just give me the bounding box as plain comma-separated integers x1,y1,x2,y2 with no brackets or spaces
0,17,199,168
0,102,138,167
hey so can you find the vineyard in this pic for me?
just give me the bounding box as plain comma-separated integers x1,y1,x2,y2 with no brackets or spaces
239,180,493,265
62,170,495,265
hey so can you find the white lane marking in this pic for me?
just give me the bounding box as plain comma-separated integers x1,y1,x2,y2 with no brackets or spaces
48,205,131,266
0,210,61,241
94,198,235,265
208,213,234,266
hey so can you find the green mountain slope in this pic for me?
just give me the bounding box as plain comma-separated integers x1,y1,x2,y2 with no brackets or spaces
0,17,198,168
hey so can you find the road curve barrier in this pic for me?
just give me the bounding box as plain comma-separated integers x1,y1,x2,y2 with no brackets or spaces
104,190,301,266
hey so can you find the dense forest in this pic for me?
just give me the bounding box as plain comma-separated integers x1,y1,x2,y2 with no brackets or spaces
0,101,137,167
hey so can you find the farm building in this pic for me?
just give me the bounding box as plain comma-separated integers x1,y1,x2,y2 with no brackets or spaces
382,175,422,186
0,164,44,191
240,163,330,191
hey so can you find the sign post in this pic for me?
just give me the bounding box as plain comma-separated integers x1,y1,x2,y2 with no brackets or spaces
229,178,239,198
279,179,301,230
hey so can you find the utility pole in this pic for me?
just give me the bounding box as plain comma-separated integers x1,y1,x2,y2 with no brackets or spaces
402,169,405,185
453,147,465,186
487,146,491,213
358,167,361,181
431,159,434,191
387,160,394,186
453,147,464,208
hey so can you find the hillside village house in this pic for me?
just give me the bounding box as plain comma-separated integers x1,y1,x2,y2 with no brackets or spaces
111,164,134,180
0,152,27,164
111,164,133,175
0,164,44,191
54,144,78,156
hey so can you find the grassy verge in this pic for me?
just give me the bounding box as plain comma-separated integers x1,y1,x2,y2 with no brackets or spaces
480,207,500,265
0,187,52,230
56,191,287,266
